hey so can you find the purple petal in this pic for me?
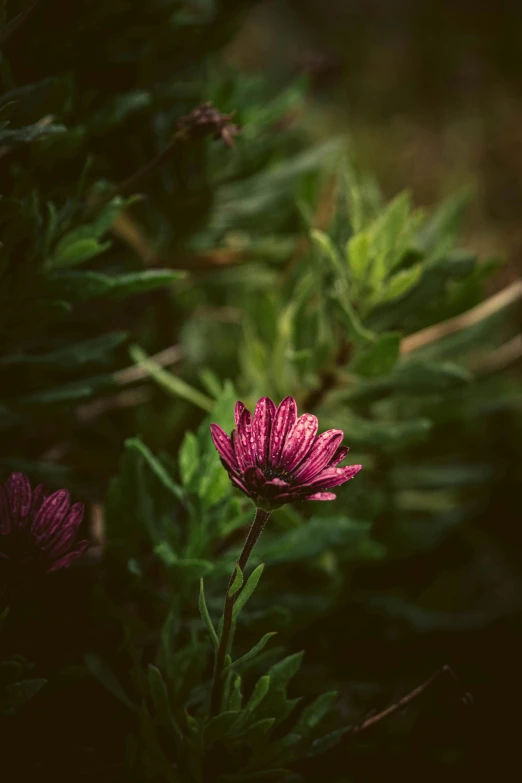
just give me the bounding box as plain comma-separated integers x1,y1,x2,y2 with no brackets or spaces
6,472,32,522
234,401,246,427
210,424,238,473
305,492,337,501
230,474,250,497
280,413,318,472
303,464,362,491
234,408,256,472
30,484,48,516
243,466,265,492
329,446,350,467
252,397,276,467
0,484,11,535
42,502,85,557
269,396,297,466
293,429,344,481
46,540,89,573
33,489,70,538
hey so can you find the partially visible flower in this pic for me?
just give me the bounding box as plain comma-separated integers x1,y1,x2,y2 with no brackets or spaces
0,473,89,581
175,101,240,147
210,396,362,511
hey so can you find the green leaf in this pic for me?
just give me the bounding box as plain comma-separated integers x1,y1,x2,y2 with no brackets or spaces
50,269,184,301
155,544,213,575
147,665,182,743
49,237,112,268
129,345,214,412
370,263,423,308
228,673,243,712
228,564,244,598
199,579,219,649
308,727,352,757
203,710,240,747
244,675,271,714
235,717,275,743
350,332,402,377
223,633,277,673
346,232,370,282
179,431,199,487
293,691,338,735
84,654,135,710
125,438,184,502
0,122,65,146
332,292,375,343
232,564,264,621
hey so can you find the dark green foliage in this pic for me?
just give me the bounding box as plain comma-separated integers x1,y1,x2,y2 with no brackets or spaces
1,2,521,782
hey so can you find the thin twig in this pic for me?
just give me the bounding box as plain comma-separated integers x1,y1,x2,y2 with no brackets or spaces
113,344,183,385
470,334,522,375
351,665,470,736
401,280,522,355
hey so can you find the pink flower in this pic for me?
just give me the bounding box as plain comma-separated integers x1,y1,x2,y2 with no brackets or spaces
0,472,89,581
210,396,362,511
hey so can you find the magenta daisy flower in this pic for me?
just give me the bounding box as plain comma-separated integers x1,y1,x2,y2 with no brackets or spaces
0,472,89,582
210,396,362,511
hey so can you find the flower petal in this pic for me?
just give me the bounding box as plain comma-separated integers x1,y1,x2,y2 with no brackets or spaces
293,429,344,481
305,492,337,501
243,466,265,492
329,446,349,467
269,396,297,466
252,397,276,467
234,401,246,427
33,489,70,539
0,484,11,535
30,484,48,517
6,472,32,523
280,413,318,472
234,408,256,472
210,424,238,473
303,464,362,490
42,502,85,557
46,540,89,573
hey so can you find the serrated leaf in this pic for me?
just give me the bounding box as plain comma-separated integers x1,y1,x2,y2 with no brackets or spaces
199,579,218,648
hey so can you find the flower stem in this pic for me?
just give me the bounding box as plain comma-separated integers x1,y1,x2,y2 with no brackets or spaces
209,507,270,718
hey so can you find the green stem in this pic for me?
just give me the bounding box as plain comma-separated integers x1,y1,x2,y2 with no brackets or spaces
209,507,270,718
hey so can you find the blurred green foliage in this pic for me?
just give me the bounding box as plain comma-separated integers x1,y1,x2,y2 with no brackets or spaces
0,1,521,781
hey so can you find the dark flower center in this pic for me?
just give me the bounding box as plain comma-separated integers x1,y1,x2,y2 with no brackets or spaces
261,466,294,484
